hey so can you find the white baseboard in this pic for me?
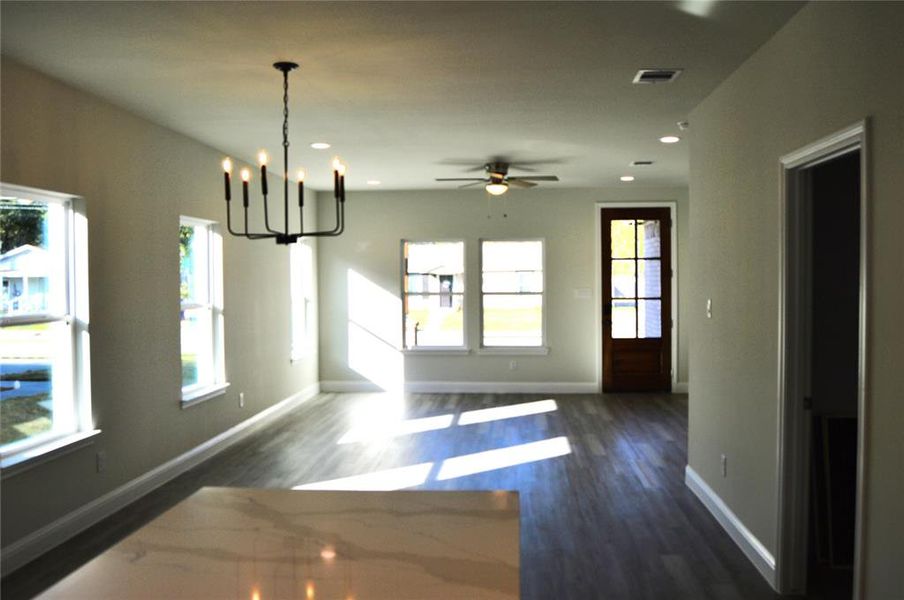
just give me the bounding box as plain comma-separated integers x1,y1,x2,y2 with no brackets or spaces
673,381,689,394
319,380,598,394
684,465,777,589
1,383,320,576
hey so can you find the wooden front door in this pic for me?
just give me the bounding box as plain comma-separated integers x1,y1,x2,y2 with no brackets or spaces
602,208,672,392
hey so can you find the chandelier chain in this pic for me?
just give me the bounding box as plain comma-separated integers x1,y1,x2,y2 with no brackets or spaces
282,70,290,150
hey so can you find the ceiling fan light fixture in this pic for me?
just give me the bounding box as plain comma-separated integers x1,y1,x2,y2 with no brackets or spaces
485,182,509,196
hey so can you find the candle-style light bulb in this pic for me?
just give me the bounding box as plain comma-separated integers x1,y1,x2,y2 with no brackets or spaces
297,169,305,182
222,158,233,202
258,151,269,196
240,168,251,207
336,162,347,176
332,157,342,171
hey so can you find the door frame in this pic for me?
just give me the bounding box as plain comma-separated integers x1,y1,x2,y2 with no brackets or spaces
595,201,679,393
775,120,869,598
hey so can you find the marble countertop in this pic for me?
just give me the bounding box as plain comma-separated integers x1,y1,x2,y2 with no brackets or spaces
37,487,520,599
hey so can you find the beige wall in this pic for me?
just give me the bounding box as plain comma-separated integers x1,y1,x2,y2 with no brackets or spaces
687,2,903,596
0,59,319,548
316,186,689,389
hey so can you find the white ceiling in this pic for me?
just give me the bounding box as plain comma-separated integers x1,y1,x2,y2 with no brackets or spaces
1,1,804,191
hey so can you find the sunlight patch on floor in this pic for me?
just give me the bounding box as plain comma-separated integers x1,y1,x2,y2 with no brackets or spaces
436,436,571,481
457,399,558,426
337,413,455,445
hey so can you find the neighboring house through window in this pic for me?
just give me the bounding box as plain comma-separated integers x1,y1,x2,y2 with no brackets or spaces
402,241,465,349
1,184,92,463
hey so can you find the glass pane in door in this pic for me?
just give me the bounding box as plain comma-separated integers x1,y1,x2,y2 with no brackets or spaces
610,220,636,258
637,220,661,258
611,300,637,338
637,260,662,298
638,300,662,338
611,260,635,298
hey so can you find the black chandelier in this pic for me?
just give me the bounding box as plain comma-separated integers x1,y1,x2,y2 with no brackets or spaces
221,61,346,244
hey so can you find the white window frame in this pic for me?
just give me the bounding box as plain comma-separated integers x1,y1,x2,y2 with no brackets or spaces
401,239,469,353
179,216,227,407
1,183,97,473
478,238,548,354
290,239,316,362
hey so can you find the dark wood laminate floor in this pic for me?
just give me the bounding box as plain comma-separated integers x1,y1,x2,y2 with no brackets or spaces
4,392,801,599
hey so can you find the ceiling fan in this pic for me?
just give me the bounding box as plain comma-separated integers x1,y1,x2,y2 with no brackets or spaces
435,161,559,195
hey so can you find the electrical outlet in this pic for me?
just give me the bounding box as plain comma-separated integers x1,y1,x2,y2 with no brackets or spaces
721,454,727,478
706,298,713,319
509,360,518,371
239,392,245,408
96,450,107,473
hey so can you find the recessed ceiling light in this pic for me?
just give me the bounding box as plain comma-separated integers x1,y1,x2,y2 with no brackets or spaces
310,142,331,150
620,175,635,182
366,180,381,186
659,135,681,144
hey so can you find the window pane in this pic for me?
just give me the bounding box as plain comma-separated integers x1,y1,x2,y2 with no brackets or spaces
405,242,464,276
639,300,662,338
611,260,635,299
1,199,67,316
482,241,542,272
1,321,71,446
181,307,213,389
483,294,542,347
404,294,464,348
637,259,662,298
611,300,636,339
180,224,209,306
637,220,662,258
610,220,635,258
482,271,543,293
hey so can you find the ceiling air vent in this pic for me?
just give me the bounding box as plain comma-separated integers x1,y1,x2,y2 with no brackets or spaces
631,160,654,166
633,69,683,84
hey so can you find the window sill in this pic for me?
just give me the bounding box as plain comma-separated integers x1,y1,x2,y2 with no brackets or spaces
181,382,230,409
402,348,471,356
1,429,102,479
478,346,550,356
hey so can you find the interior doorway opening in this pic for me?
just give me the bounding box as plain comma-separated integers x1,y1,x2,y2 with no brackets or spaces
777,122,867,599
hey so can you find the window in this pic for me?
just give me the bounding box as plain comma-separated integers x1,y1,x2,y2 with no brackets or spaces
179,217,225,403
1,185,92,460
290,240,315,361
481,240,544,347
402,241,465,349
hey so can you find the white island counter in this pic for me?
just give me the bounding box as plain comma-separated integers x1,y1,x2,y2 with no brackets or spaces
37,487,520,599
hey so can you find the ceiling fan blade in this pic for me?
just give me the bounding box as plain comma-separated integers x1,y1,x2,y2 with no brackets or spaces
458,181,486,189
508,175,559,182
435,178,487,182
436,160,488,172
507,179,537,189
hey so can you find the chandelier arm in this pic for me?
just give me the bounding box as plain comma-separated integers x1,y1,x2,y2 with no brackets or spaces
242,205,270,240
300,199,345,237
261,192,282,234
